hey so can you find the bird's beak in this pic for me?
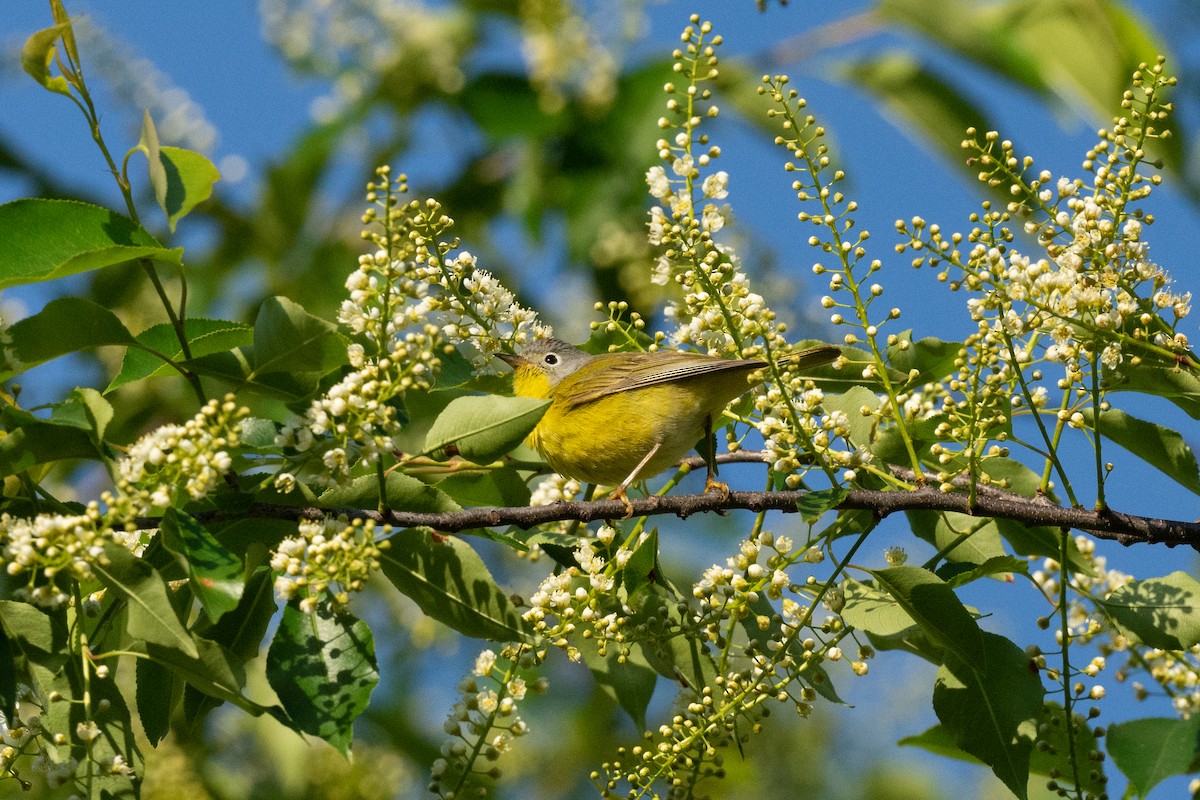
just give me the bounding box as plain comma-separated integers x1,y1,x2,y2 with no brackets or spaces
496,352,523,370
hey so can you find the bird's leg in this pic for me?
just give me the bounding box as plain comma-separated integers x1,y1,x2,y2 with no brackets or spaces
610,442,662,519
703,414,729,497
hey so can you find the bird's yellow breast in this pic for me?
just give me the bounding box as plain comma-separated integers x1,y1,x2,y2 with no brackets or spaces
522,363,758,487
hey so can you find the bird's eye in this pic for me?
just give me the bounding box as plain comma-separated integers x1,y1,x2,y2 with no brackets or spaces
543,354,559,366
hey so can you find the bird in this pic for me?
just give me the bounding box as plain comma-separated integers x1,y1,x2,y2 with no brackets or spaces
497,338,839,514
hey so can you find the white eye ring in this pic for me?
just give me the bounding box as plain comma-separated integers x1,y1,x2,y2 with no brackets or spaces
544,354,559,365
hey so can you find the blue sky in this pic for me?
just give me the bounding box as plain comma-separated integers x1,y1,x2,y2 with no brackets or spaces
4,1,1200,796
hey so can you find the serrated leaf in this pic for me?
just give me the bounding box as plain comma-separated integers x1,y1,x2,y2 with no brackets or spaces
621,528,659,597
932,632,1043,799
842,577,922,639
0,600,70,676
266,603,378,756
432,345,476,390
252,296,345,375
872,566,986,667
1108,716,1200,798
422,395,550,463
158,146,221,232
434,470,532,508
161,509,244,622
0,199,182,289
907,509,1008,565
626,583,718,690
5,297,135,373
1106,361,1200,419
0,391,113,477
1082,407,1200,496
1098,572,1200,650
379,529,531,641
181,568,280,733
795,487,849,524
582,642,657,730
319,471,461,513
941,555,1027,587
107,317,253,392
93,541,198,658
136,658,174,746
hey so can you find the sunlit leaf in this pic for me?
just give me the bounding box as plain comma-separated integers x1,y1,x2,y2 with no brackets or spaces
1082,407,1200,496
379,529,531,642
266,603,378,756
422,395,550,463
0,199,182,289
1099,572,1200,650
1108,716,1200,798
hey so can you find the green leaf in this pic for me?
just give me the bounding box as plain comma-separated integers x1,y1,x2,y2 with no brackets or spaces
582,642,657,730
132,632,261,712
1098,572,1200,650
157,146,221,232
434,470,532,508
161,509,244,623
432,345,476,390
621,528,659,598
932,632,1043,799
1081,408,1200,496
379,529,531,641
422,395,550,463
93,541,198,658
871,566,985,667
21,23,73,96
796,488,849,523
266,603,379,756
627,583,717,690
180,297,346,400
136,658,175,746
1108,716,1200,798
107,317,253,392
319,471,461,514
842,577,922,639
5,296,136,372
0,390,114,477
941,555,1028,587
1106,361,1200,420
181,568,280,733
0,600,70,677
907,509,1008,566
138,110,168,219
252,295,345,375
822,387,879,448
0,199,182,289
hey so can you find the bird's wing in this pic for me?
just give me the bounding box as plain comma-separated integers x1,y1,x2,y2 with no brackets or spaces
559,352,766,407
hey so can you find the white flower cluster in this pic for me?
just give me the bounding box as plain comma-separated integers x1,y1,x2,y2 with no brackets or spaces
277,173,549,485
950,186,1188,374
523,527,638,660
0,505,107,609
437,256,552,369
270,515,388,612
114,395,244,514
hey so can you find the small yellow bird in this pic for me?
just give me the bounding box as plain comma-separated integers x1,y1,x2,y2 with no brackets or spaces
498,339,839,512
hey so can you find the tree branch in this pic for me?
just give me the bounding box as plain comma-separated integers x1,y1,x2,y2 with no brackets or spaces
187,484,1200,549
